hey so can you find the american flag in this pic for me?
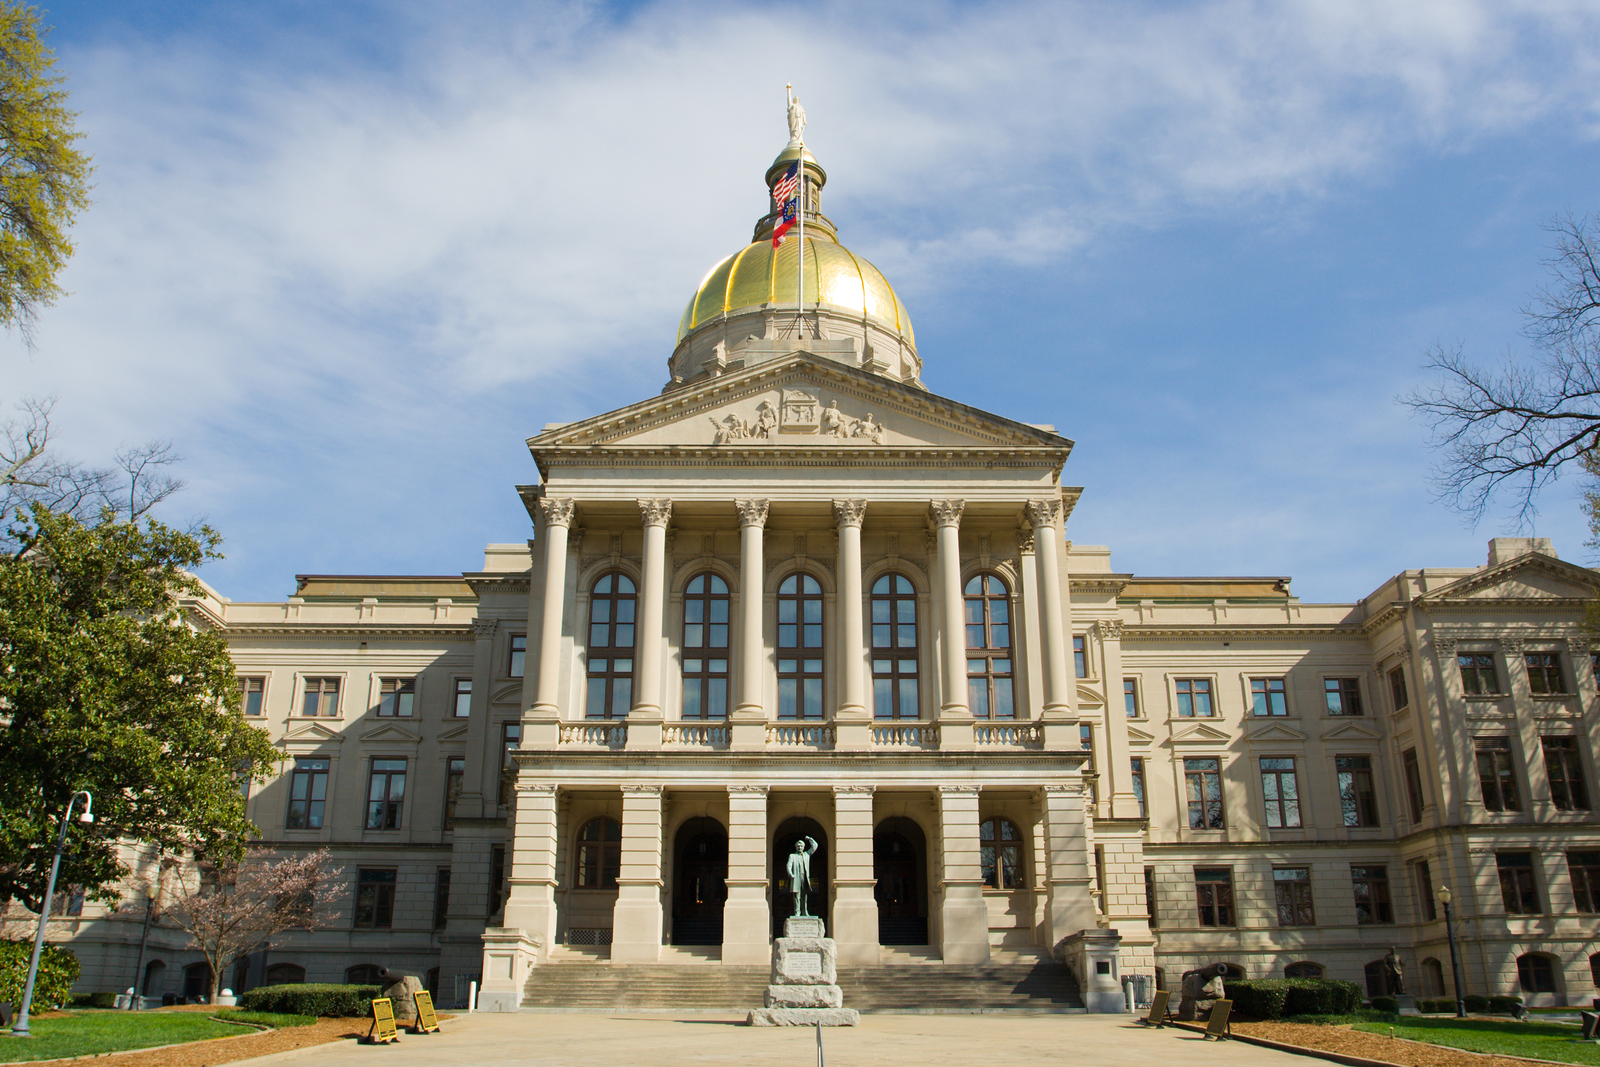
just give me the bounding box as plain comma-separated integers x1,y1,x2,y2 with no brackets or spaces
771,161,799,207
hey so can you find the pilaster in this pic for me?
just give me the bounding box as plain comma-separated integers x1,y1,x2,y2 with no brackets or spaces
831,785,879,964
611,785,664,962
937,785,990,964
1040,783,1097,956
724,785,771,965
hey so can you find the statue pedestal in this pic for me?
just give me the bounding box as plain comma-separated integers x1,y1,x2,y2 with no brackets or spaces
1396,995,1418,1016
746,917,860,1027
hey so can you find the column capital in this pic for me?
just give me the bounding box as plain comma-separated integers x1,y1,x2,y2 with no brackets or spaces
937,784,981,796
472,618,500,640
1568,635,1591,655
1096,619,1124,641
1038,782,1085,799
728,784,771,797
638,499,673,528
621,784,664,797
928,499,965,529
832,498,867,528
538,496,577,527
1025,498,1063,530
1016,525,1036,554
1433,637,1458,657
517,783,558,797
734,499,770,529
832,784,875,797
1502,636,1525,654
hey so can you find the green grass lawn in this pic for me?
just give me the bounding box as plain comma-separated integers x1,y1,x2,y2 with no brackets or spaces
1351,1016,1600,1065
0,1010,258,1063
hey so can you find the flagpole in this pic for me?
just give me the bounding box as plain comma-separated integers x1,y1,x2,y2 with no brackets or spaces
797,133,805,338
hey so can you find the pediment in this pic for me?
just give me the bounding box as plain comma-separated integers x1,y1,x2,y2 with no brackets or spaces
530,355,1071,453
280,721,343,748
437,722,471,742
1076,684,1105,709
1319,719,1382,742
1422,553,1600,606
1245,721,1308,744
1125,724,1156,747
359,722,423,745
1171,722,1232,745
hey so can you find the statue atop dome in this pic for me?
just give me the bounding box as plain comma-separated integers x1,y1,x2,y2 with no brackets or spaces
786,85,806,148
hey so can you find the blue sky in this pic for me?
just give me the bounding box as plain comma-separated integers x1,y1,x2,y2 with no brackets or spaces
9,0,1600,603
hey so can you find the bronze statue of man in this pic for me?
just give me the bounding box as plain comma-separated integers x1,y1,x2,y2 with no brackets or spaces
1384,946,1406,996
787,837,818,918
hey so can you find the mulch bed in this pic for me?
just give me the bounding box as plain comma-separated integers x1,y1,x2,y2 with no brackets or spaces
1232,1020,1567,1067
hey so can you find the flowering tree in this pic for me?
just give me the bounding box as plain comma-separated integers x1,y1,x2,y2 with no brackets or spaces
166,848,341,1003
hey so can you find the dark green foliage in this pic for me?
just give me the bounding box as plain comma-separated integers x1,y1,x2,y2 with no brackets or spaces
1226,978,1364,1019
69,991,117,1008
1371,996,1398,1013
1420,998,1456,1013
0,939,79,1007
1465,994,1491,1013
1489,996,1524,1014
235,983,381,1017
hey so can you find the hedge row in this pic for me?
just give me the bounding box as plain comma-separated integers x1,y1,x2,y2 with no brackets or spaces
1415,995,1523,1015
0,941,80,1009
236,983,382,1017
1224,978,1365,1019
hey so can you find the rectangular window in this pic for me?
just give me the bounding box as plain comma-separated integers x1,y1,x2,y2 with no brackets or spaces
354,869,396,928
366,758,407,830
452,679,472,718
780,657,826,720
49,885,84,916
285,758,329,830
1525,652,1566,694
1124,678,1140,718
1497,851,1539,914
1543,736,1590,811
378,677,415,717
1324,677,1363,716
1389,666,1408,710
1144,867,1158,927
1195,868,1234,927
1131,758,1146,818
1260,757,1302,829
1351,865,1393,924
500,722,522,807
489,845,506,916
300,677,340,717
238,676,265,716
1568,851,1600,913
1080,723,1094,764
1458,652,1499,695
1073,635,1087,678
1175,678,1214,717
1184,757,1224,829
1337,755,1379,827
1403,748,1426,822
1475,737,1521,812
443,756,465,829
1251,677,1287,716
508,634,526,677
1274,867,1315,926
1416,859,1437,921
433,868,451,930
871,656,920,720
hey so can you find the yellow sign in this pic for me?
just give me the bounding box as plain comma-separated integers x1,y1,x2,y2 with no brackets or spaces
413,990,440,1034
1204,999,1233,1040
1141,989,1170,1026
368,997,399,1044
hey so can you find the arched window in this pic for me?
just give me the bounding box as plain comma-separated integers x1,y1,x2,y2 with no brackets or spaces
871,573,919,719
1420,958,1445,997
1364,959,1389,997
1518,953,1556,993
964,574,1013,719
777,574,824,720
979,817,1024,890
586,574,636,719
1284,962,1324,979
345,964,382,985
265,962,305,985
576,816,622,890
1590,953,1600,987
682,574,729,719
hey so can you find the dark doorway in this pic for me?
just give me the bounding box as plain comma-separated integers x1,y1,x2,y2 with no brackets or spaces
182,962,212,1002
672,816,728,945
142,960,166,996
773,817,828,937
875,816,929,945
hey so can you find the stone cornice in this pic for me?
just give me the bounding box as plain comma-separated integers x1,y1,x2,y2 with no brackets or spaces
218,623,477,640
1119,625,1368,642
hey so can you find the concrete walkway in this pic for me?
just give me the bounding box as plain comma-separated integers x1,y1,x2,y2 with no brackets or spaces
236,1012,1326,1067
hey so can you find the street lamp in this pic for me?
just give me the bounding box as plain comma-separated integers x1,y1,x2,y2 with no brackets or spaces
1437,885,1467,1018
10,792,94,1037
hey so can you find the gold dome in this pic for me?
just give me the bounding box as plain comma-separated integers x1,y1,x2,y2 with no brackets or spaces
676,234,915,348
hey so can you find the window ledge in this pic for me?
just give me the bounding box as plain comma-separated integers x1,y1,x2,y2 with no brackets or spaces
1464,694,1509,701
1530,693,1573,700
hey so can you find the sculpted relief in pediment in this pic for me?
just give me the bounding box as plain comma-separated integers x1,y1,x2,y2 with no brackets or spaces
707,389,888,446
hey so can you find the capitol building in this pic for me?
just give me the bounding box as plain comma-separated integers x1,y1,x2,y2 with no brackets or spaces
43,121,1600,1012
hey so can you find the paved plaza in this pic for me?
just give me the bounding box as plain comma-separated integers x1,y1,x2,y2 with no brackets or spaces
238,1012,1319,1067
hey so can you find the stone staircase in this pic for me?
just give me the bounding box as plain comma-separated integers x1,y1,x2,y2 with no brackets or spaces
520,955,1084,1013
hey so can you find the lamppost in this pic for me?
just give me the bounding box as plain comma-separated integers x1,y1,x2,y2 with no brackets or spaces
1437,884,1467,1018
11,792,93,1037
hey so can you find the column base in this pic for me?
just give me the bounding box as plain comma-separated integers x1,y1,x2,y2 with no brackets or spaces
722,883,772,965
625,708,664,749
611,882,663,963
478,928,541,1012
939,884,991,964
831,886,880,965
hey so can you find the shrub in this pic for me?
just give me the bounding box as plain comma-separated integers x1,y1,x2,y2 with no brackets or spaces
1222,978,1363,1020
1464,994,1490,1013
236,983,381,1017
0,940,80,1009
69,991,118,1008
1418,997,1456,1013
1370,996,1398,1013
1487,995,1523,1015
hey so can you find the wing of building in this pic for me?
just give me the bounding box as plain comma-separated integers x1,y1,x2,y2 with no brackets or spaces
46,137,1600,1013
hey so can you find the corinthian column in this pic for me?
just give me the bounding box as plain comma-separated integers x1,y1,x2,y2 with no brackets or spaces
1026,498,1071,717
833,499,868,722
629,499,672,748
531,497,576,719
930,500,968,718
734,499,769,718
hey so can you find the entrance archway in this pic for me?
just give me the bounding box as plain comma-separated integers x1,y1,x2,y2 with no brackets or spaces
672,816,728,945
874,816,928,945
142,959,165,996
773,817,828,937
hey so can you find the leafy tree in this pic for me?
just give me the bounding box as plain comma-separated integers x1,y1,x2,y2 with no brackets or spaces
1407,211,1600,523
0,408,277,913
166,849,340,1004
0,3,91,335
